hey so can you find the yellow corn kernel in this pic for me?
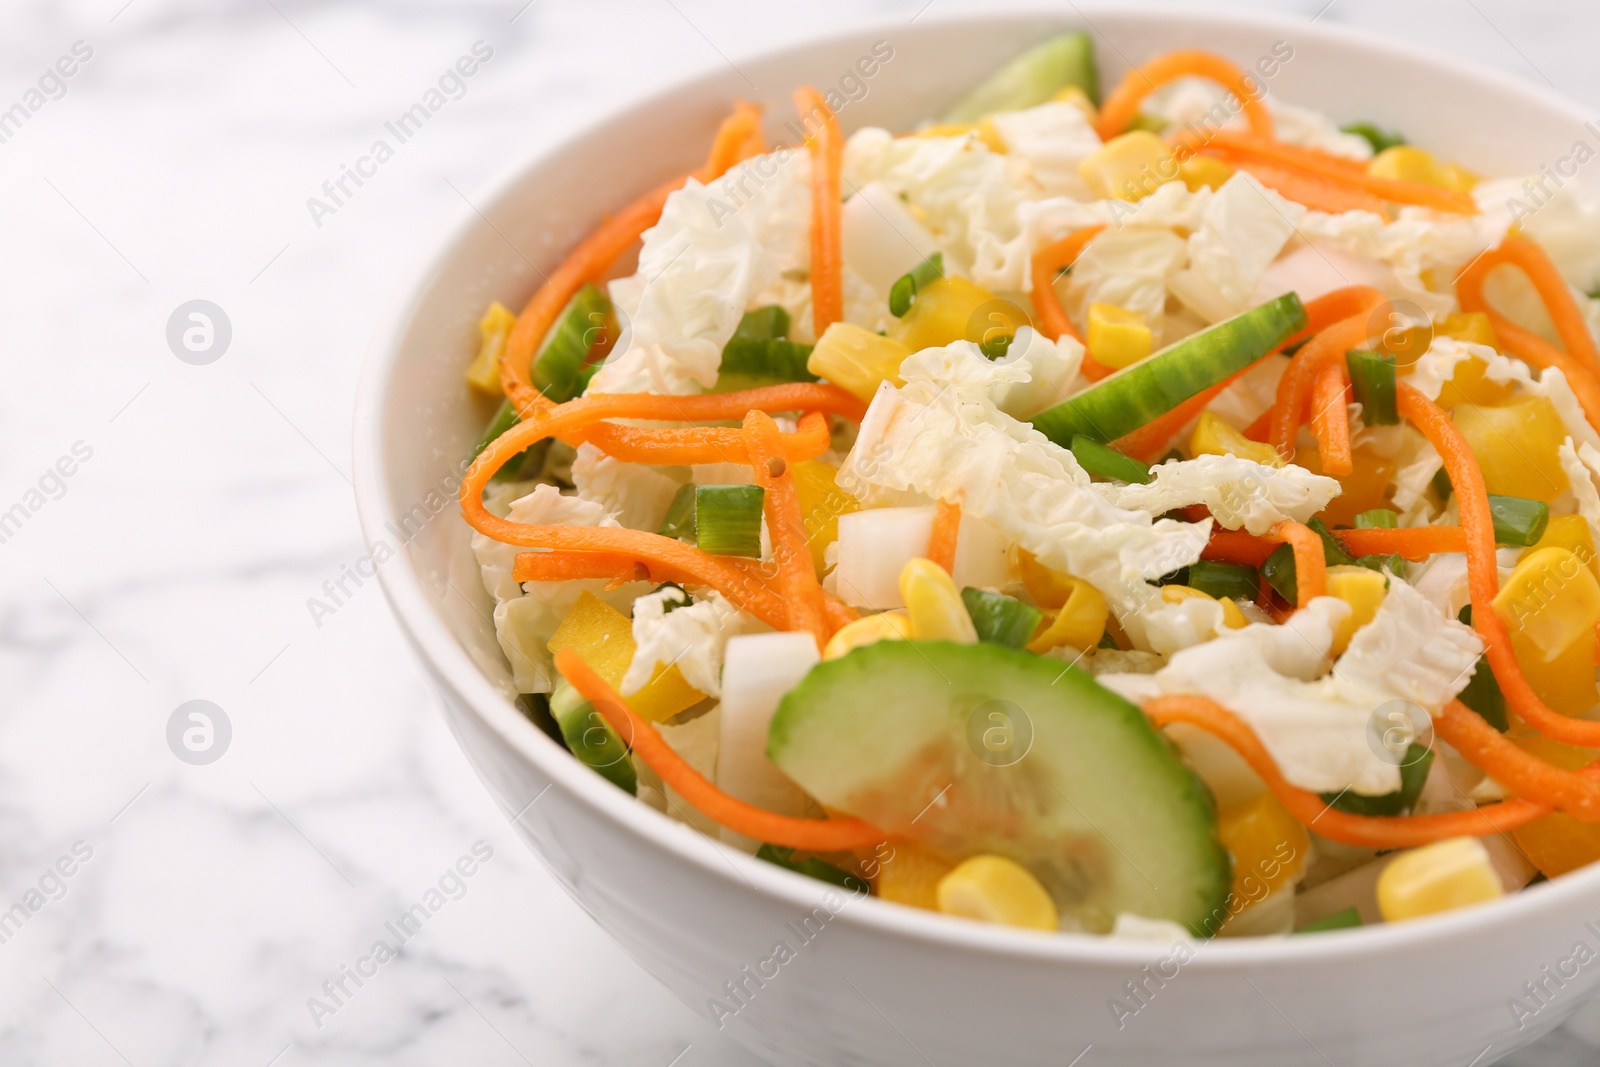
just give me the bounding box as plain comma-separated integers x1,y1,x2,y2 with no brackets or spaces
1437,311,1499,348
1018,549,1075,610
1179,155,1233,192
888,276,1030,354
1160,584,1249,629
915,121,975,139
1217,793,1309,908
465,301,517,394
792,460,858,575
1190,411,1284,467
547,592,704,723
1028,575,1109,653
1302,443,1396,528
1438,162,1480,192
873,839,959,911
1078,130,1177,201
1325,565,1388,656
1086,302,1153,370
807,322,913,403
1367,145,1451,187
899,558,978,643
1522,514,1600,581
1494,547,1600,663
1377,837,1505,922
1050,85,1098,123
1453,396,1570,503
823,611,911,660
936,855,1059,931
975,117,1008,153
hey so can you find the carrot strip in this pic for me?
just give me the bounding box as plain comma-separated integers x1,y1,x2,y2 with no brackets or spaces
1399,383,1600,747
1309,360,1353,477
1462,311,1600,430
793,86,844,335
1030,225,1104,341
577,410,833,467
1113,367,1251,462
927,499,962,574
1271,521,1325,605
746,411,829,647
1285,286,1391,351
1332,525,1468,560
1204,151,1388,215
1096,50,1273,142
1434,699,1600,820
1242,406,1275,442
704,100,764,176
1458,235,1600,374
1271,300,1386,459
1203,528,1278,568
555,648,886,850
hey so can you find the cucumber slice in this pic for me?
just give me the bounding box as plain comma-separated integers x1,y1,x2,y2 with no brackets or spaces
768,641,1229,934
944,31,1100,123
532,283,614,403
1031,293,1307,446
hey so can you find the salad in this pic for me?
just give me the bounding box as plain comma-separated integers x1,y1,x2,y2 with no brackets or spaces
458,34,1600,940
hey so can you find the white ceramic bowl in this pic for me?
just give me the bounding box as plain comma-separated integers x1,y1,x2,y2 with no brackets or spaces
354,8,1600,1064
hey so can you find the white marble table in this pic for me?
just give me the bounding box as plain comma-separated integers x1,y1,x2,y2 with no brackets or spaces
3,0,1600,1063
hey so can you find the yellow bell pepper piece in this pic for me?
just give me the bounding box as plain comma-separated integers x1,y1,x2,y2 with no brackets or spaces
936,855,1059,931
1437,311,1499,348
1367,145,1475,190
888,276,1030,354
1050,85,1097,123
1190,411,1283,467
1453,396,1570,503
1028,575,1109,653
1018,549,1074,609
1079,130,1176,201
1438,162,1480,192
874,839,959,911
791,460,858,575
547,592,704,723
1495,547,1600,715
1376,837,1504,922
823,611,911,660
1086,302,1153,370
1160,584,1249,629
1510,734,1600,877
1325,565,1388,656
1178,155,1233,192
465,301,517,394
1217,792,1308,908
1301,443,1395,528
807,323,913,404
899,559,978,643
1522,514,1599,581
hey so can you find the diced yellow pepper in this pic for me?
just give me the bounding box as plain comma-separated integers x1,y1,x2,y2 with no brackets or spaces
1179,155,1233,192
936,855,1059,931
807,322,913,403
1495,547,1600,715
791,460,858,575
1522,514,1600,581
465,301,517,394
1377,837,1505,922
1367,145,1469,189
888,276,1030,354
1161,584,1249,629
1028,575,1109,653
1018,549,1075,610
1299,443,1395,528
1189,411,1284,467
1078,131,1177,201
899,559,978,643
547,592,704,723
874,838,959,911
1511,734,1600,877
1050,85,1097,123
1086,302,1153,370
1325,565,1388,656
1437,311,1499,348
1438,162,1480,192
823,611,911,660
1217,793,1309,909
1453,396,1570,503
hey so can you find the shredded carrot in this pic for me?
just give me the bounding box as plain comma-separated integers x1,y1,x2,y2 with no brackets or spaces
1271,303,1384,459
1458,235,1600,374
1271,521,1325,606
793,86,844,335
555,648,886,850
705,100,765,175
1434,699,1600,820
1332,525,1468,560
1202,152,1388,215
745,411,830,647
1030,225,1124,379
1114,366,1251,461
577,410,834,467
1203,528,1278,568
1096,50,1273,142
927,499,962,574
1242,406,1275,442
1399,383,1600,748
1309,360,1353,477
1284,286,1391,351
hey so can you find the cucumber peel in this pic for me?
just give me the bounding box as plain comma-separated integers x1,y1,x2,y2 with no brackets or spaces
944,31,1101,123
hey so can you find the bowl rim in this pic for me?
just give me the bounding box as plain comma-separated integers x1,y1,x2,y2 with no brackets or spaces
353,2,1600,967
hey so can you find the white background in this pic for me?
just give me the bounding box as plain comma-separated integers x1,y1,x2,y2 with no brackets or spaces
3,1,1600,1064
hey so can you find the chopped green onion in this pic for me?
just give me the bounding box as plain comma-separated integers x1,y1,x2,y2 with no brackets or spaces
695,485,764,557
961,588,1043,649
1156,566,1189,587
1281,336,1311,358
1354,508,1399,529
733,305,791,341
1310,517,1355,566
1488,494,1550,547
1340,122,1407,154
532,283,615,403
889,253,944,317
1260,518,1356,602
1187,560,1260,602
474,398,518,458
756,844,868,893
1346,349,1398,425
1098,630,1119,650
717,337,817,390
549,680,636,794
1457,606,1508,731
979,333,1013,360
1292,906,1363,935
658,483,697,542
1355,553,1404,579
1431,467,1453,501
1070,435,1153,484
1321,745,1432,817
1126,112,1168,134
515,693,565,748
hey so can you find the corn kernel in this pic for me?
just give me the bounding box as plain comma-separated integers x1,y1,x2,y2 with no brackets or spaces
1368,146,1450,187
1494,547,1600,663
1217,793,1308,909
823,611,912,660
1028,575,1109,653
1453,397,1570,503
900,558,979,643
936,855,1059,931
874,838,959,910
465,301,517,394
1190,411,1283,467
1079,131,1178,201
1178,155,1233,192
888,276,1030,354
1437,311,1499,349
1523,514,1600,581
792,460,858,575
1160,584,1249,629
1018,549,1076,610
807,322,913,403
547,592,704,722
1050,85,1098,123
1438,162,1480,192
1086,302,1153,369
1377,837,1504,922
1325,565,1388,656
